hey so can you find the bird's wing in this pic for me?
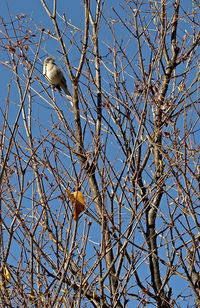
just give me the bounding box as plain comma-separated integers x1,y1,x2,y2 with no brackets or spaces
60,75,71,97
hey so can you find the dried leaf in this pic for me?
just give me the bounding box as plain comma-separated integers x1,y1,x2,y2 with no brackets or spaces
0,266,11,286
66,190,85,220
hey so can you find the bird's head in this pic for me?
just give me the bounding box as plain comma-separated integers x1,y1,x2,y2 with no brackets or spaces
44,57,55,65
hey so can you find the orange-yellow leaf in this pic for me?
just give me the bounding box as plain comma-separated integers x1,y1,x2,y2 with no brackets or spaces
4,267,11,286
0,266,11,287
66,190,85,220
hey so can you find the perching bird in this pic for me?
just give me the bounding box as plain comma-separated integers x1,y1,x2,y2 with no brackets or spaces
43,57,72,99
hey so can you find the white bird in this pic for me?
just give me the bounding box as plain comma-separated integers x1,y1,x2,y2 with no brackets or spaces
43,57,72,99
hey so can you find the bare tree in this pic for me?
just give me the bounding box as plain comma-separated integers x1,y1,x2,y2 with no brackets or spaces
0,0,200,307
